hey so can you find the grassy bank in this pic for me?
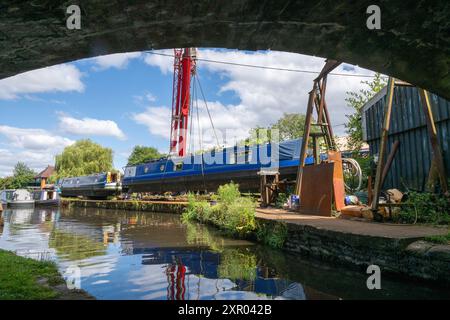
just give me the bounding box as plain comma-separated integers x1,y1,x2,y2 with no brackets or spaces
182,182,288,248
0,249,92,300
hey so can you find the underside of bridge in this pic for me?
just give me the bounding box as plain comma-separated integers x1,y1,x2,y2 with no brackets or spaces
0,1,449,98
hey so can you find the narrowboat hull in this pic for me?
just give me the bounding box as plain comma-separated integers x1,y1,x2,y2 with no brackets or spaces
123,165,299,193
60,184,122,199
8,200,35,209
59,173,122,200
35,199,60,207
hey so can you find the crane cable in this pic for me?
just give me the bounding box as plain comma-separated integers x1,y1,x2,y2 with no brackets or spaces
195,74,222,149
143,50,382,78
194,82,207,191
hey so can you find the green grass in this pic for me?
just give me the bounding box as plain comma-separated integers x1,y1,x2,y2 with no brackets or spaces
424,232,450,244
0,249,64,300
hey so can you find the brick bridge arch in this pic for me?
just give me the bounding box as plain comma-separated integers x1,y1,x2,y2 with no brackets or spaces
1,1,449,98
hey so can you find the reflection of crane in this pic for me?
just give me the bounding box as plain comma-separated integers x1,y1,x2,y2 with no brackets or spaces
169,48,197,157
166,260,186,300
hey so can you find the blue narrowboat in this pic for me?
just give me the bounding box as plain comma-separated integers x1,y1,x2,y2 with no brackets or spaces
122,139,317,193
59,172,121,199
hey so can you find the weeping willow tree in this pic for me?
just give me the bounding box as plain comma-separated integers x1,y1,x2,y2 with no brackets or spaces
55,139,114,178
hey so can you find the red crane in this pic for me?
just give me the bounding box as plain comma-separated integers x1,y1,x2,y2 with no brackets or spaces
170,48,196,157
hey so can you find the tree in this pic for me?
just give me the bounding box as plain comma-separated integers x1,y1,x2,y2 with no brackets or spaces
345,73,387,151
55,139,114,178
0,176,14,189
271,113,308,141
242,113,312,146
127,146,164,165
0,162,37,189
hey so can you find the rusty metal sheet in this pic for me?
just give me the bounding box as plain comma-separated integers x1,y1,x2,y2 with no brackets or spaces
299,163,334,216
328,151,345,211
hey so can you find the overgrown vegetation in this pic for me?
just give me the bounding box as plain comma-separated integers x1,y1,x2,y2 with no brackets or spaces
182,182,289,248
0,249,64,299
275,192,289,209
255,221,288,249
182,182,256,236
424,232,450,244
396,192,450,225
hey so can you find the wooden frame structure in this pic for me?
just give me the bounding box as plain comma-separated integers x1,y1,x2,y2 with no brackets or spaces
295,59,341,196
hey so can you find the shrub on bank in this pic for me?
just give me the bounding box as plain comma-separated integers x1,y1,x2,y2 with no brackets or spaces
397,192,450,225
182,182,256,236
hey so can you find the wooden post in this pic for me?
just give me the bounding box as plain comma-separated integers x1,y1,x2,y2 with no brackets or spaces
371,77,395,217
380,140,400,188
295,86,317,195
418,89,448,194
317,76,327,125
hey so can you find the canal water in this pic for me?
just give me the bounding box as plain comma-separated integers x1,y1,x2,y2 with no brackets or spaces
0,207,448,300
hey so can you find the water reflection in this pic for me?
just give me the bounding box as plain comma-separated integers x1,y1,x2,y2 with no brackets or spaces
0,208,448,300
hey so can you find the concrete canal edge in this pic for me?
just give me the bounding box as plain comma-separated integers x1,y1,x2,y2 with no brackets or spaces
61,199,450,285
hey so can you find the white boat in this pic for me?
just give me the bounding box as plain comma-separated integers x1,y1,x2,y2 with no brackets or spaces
8,189,35,208
32,188,60,206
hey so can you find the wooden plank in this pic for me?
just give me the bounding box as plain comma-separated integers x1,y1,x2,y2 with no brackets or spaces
371,77,395,217
419,89,448,193
295,86,317,195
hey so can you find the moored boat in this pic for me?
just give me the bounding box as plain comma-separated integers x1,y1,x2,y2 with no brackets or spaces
32,188,60,206
8,189,35,208
59,172,121,199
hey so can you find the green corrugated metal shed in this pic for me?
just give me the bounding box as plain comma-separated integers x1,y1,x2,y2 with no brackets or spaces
362,86,450,192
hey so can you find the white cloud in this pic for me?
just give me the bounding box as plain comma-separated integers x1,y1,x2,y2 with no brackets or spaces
131,106,171,140
0,64,84,100
143,49,174,74
133,92,157,105
0,126,75,177
58,114,126,140
92,52,141,70
0,125,74,150
142,49,379,138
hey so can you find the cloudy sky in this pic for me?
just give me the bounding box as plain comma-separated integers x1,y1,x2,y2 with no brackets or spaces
0,49,377,177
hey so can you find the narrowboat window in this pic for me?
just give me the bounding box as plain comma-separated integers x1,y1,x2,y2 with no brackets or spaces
236,149,252,164
160,164,165,172
174,162,183,171
247,150,253,163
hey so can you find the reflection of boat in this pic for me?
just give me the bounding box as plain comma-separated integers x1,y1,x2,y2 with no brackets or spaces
8,208,35,224
32,188,60,206
8,189,35,208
